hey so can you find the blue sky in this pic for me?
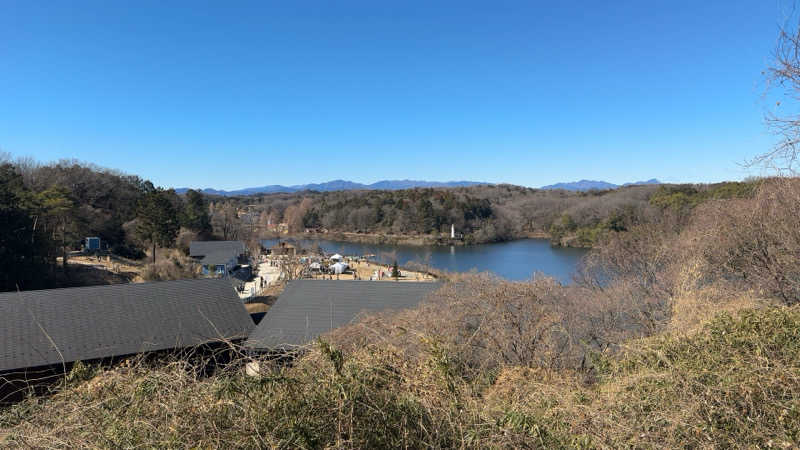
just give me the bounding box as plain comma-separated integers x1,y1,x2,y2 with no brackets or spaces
0,1,788,189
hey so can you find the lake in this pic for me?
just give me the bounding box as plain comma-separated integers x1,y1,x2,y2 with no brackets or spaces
261,238,588,283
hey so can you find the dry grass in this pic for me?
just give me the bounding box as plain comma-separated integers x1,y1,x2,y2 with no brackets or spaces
2,301,797,448
1,289,798,449
4,181,800,448
139,248,200,282
467,302,800,448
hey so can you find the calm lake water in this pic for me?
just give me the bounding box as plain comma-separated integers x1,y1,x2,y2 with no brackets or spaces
261,238,588,283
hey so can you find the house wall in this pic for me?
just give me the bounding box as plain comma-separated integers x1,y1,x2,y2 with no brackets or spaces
201,257,237,277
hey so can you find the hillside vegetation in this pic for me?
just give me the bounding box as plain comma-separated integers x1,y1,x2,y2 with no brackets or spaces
2,178,799,448
0,152,761,292
214,180,759,247
0,157,216,291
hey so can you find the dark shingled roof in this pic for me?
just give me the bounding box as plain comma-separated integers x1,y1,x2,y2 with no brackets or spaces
189,241,245,258
0,279,254,373
200,250,240,266
245,280,441,350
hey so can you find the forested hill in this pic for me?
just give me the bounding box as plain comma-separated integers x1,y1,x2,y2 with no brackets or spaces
0,158,216,292
0,155,757,291
540,178,661,191
221,181,758,246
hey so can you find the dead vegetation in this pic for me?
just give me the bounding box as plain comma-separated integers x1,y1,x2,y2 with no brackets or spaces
2,179,800,448
56,247,199,285
51,262,136,288
139,248,200,282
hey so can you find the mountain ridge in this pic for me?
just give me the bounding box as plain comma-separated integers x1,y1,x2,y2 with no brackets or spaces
540,178,661,191
175,178,661,196
175,179,488,196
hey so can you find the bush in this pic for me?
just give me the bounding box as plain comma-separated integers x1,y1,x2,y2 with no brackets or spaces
140,250,198,281
593,306,800,447
328,273,652,375
3,305,797,448
690,178,800,305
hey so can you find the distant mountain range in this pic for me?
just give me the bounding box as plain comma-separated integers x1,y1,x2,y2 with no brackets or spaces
175,179,488,196
175,178,661,196
540,179,661,191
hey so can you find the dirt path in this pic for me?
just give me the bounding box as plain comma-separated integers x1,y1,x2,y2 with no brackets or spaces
67,254,144,282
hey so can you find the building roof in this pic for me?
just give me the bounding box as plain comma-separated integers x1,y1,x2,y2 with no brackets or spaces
0,279,254,373
245,280,441,350
200,249,240,266
189,241,245,258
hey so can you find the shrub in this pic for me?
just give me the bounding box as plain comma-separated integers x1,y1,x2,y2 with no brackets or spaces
690,178,800,305
140,250,199,281
595,306,800,447
3,306,797,448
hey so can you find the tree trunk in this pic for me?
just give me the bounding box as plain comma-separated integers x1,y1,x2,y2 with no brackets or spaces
61,222,68,271
153,242,156,265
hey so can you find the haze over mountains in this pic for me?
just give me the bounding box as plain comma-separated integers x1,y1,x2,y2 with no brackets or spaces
540,179,661,191
176,178,661,196
175,180,487,196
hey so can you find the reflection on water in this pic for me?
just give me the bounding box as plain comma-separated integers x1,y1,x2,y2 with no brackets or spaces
261,238,587,284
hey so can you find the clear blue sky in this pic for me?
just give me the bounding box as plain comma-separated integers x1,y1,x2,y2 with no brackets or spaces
0,1,788,189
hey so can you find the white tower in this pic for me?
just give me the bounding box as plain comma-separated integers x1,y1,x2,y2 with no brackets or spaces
451,224,455,239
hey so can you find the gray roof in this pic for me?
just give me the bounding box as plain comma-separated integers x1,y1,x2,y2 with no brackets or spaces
200,249,240,266
245,280,441,350
0,279,254,372
190,241,245,258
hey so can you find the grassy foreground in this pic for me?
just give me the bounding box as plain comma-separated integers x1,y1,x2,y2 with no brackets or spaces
1,303,798,448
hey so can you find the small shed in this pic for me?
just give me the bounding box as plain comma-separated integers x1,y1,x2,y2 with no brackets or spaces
85,237,101,251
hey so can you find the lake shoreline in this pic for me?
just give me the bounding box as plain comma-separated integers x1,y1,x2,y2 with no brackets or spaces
265,230,577,248
261,236,587,283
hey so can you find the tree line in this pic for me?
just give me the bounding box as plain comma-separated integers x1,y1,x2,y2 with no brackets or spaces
0,157,216,291
212,180,759,246
0,153,763,292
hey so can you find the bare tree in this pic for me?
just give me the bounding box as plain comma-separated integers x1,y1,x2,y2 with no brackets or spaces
283,197,313,233
277,256,309,281
757,9,800,174
211,202,240,240
691,178,800,306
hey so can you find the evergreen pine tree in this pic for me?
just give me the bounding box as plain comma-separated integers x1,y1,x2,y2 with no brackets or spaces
137,189,179,264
